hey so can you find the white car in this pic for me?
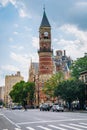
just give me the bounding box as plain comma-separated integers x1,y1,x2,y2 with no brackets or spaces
56,105,64,112
51,104,64,112
0,105,3,108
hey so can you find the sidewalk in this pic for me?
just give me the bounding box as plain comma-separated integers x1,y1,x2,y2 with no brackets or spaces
64,108,87,113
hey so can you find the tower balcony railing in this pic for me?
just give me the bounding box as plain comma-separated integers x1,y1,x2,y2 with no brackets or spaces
38,48,53,53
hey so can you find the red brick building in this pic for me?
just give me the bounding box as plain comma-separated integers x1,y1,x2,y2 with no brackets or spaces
29,9,53,106
38,9,53,76
28,9,72,106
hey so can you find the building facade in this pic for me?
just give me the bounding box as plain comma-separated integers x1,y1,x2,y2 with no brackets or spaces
38,9,54,104
0,86,5,101
54,50,72,79
28,9,54,105
4,71,24,105
80,70,87,105
28,61,39,82
28,9,72,106
38,9,53,78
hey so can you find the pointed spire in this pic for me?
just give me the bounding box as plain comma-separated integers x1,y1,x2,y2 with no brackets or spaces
40,7,51,27
43,4,45,12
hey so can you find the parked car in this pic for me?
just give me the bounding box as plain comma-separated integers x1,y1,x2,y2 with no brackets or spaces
0,105,3,108
56,104,64,112
51,104,64,112
12,105,23,110
51,104,57,112
39,103,51,111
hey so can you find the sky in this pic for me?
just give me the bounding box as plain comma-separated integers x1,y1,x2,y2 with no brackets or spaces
0,0,87,86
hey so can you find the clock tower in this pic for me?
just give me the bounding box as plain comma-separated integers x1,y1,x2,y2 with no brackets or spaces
38,9,53,80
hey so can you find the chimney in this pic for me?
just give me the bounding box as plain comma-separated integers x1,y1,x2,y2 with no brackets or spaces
84,53,87,57
64,50,66,56
17,71,20,76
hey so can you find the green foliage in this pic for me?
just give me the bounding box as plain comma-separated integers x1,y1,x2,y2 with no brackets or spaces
43,71,64,97
0,99,3,105
70,56,87,79
25,82,35,104
54,79,86,109
9,81,25,103
9,81,35,105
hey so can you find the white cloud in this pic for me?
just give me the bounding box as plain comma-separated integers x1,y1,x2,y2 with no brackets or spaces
0,0,16,7
0,70,5,86
10,51,38,64
60,24,87,43
1,64,19,71
19,8,28,18
29,52,38,63
1,52,31,83
9,37,14,42
0,0,31,18
76,1,87,7
13,31,19,35
55,39,83,59
14,23,19,28
54,24,87,60
0,0,9,6
10,45,24,50
10,52,33,82
32,36,39,48
0,77,5,86
24,26,32,32
10,52,29,64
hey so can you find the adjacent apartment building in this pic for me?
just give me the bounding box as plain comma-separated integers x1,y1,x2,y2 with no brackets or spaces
4,71,24,105
0,86,5,101
80,70,87,104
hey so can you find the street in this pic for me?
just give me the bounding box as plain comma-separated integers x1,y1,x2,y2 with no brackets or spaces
0,109,87,130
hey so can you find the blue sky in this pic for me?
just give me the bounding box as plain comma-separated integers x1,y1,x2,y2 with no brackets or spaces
0,0,87,86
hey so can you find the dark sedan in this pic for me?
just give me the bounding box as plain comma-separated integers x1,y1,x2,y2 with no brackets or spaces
12,105,23,110
39,103,51,111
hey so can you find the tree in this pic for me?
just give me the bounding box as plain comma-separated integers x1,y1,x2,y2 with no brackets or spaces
70,55,87,79
43,71,64,98
9,81,35,106
9,81,25,103
54,79,85,110
24,82,35,105
0,99,3,105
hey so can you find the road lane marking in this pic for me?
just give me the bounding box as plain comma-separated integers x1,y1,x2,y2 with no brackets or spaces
48,124,67,130
15,128,22,130
37,126,52,130
79,123,87,125
59,124,82,130
26,127,35,130
2,114,21,128
49,124,67,130
0,113,3,115
70,123,87,128
17,118,87,125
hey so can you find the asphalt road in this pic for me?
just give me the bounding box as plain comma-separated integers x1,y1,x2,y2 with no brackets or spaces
0,108,87,130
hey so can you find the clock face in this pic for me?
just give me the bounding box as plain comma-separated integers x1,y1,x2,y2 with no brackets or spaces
44,32,48,37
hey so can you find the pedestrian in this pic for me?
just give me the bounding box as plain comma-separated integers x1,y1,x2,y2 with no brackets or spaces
23,99,27,111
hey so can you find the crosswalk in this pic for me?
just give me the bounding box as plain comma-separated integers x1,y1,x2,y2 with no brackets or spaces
2,122,87,130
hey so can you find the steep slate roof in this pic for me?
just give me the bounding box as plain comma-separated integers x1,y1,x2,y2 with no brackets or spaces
40,10,51,27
